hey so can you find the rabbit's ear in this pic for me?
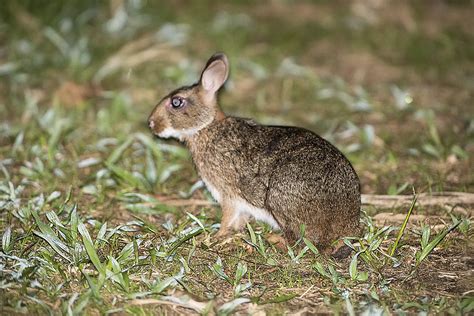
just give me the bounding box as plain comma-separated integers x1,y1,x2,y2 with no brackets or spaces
200,53,229,96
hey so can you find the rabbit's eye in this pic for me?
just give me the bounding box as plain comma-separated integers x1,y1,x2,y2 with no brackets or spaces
170,96,185,109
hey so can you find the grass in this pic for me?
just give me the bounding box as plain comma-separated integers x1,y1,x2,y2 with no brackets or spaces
1,0,473,314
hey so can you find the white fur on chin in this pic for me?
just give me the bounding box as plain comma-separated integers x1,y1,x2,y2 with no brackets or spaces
158,127,200,141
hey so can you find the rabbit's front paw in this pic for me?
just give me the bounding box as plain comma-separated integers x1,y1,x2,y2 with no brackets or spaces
213,227,237,247
215,226,231,238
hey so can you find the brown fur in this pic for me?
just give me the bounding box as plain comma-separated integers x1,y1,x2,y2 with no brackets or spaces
148,53,361,253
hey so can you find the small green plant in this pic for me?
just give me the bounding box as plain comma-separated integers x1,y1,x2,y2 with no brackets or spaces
243,223,277,266
415,220,461,266
233,262,252,297
349,251,369,282
456,217,471,236
344,211,396,270
209,257,252,298
313,260,347,292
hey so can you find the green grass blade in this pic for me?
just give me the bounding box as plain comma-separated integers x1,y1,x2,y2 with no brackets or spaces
69,204,79,241
106,136,134,165
234,262,247,285
217,297,250,316
145,147,158,184
135,133,164,160
349,251,369,281
106,162,146,189
260,294,297,304
31,209,71,262
108,256,129,292
303,237,319,256
2,226,12,254
313,261,330,278
186,212,206,232
78,222,105,275
390,194,417,257
421,225,431,249
81,270,100,298
33,231,71,262
349,251,360,280
246,223,257,244
167,228,203,255
211,257,232,284
96,222,107,246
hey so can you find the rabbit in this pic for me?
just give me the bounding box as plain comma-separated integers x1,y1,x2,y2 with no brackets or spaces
148,53,361,256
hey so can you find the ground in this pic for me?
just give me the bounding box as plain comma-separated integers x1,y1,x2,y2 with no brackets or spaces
0,0,473,315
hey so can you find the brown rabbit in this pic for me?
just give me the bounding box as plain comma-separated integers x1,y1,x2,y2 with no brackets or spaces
148,53,361,255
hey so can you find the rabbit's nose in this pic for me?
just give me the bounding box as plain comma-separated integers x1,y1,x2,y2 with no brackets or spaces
148,119,155,129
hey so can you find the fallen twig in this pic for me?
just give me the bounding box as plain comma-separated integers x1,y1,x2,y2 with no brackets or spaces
361,192,474,213
155,192,473,212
